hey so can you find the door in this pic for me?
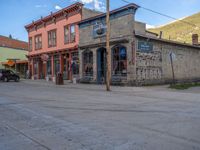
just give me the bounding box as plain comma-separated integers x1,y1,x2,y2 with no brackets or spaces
97,48,106,84
63,53,70,80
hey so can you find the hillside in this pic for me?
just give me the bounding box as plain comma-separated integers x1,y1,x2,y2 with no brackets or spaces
149,12,200,44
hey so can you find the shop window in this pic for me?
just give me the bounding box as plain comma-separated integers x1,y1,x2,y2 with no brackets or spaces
47,57,52,76
35,34,42,50
64,26,69,44
71,52,79,75
29,37,32,51
83,50,93,77
70,25,76,43
54,55,60,75
48,29,57,47
112,45,127,76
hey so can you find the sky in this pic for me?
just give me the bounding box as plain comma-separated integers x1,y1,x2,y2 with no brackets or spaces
0,0,200,42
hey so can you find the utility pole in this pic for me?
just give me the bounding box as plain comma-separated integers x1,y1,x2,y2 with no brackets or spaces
106,0,111,91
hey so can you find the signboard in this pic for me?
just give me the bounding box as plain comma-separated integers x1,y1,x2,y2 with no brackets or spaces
138,41,153,52
7,60,15,67
41,54,49,62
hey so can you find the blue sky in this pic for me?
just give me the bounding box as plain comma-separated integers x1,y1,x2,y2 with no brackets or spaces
0,0,200,42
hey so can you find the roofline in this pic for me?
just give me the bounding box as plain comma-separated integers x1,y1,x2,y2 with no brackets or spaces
135,33,200,50
79,3,139,25
25,2,83,29
0,35,28,44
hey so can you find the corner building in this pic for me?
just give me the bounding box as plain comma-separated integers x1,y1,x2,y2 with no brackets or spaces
25,2,100,81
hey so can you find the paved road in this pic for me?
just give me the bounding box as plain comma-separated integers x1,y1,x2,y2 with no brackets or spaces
0,80,200,150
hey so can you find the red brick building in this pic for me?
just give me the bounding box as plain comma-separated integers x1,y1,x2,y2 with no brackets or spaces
0,35,28,50
25,2,100,81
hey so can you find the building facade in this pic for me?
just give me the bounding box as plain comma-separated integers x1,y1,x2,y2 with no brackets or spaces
0,35,28,78
25,2,100,81
78,3,200,85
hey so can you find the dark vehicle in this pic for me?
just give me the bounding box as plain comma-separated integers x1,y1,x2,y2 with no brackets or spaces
0,69,20,82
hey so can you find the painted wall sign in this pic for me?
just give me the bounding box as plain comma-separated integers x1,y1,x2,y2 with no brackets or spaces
138,41,153,52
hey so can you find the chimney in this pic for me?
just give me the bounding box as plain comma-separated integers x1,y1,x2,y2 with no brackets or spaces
159,31,163,39
192,34,199,45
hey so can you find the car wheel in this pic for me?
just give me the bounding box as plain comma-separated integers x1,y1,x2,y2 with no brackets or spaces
3,77,9,82
15,77,19,82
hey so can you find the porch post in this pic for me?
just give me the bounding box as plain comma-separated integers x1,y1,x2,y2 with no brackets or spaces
51,55,54,77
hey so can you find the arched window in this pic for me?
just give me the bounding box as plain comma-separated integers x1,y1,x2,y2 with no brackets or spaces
112,45,127,76
83,50,93,77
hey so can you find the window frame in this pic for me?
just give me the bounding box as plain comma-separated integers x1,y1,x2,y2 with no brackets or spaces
64,25,70,44
112,45,127,77
29,37,33,51
70,24,76,43
48,29,57,48
34,34,42,50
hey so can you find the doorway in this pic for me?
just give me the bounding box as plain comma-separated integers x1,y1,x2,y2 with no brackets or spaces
97,47,106,84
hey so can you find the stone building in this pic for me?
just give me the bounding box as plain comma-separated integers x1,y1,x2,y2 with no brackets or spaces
78,3,200,85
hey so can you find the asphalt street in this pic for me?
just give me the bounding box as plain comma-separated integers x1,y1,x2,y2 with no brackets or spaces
0,80,200,150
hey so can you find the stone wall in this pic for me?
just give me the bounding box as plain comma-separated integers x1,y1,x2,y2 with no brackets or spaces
135,37,200,85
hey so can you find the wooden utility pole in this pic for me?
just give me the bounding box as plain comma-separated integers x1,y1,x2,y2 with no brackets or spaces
106,0,111,91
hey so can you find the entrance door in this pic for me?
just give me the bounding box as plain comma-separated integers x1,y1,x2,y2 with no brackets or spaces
97,48,106,84
63,53,70,80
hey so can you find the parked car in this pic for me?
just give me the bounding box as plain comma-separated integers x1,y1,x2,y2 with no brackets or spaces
0,69,20,82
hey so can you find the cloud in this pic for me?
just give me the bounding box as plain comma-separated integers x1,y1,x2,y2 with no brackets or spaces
72,0,105,11
55,5,62,10
35,4,47,8
146,24,155,29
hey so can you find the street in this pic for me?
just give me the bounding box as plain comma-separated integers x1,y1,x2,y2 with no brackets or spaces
0,80,200,150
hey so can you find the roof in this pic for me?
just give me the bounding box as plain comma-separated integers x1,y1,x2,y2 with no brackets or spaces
0,35,28,50
135,33,200,50
25,2,83,30
79,3,139,25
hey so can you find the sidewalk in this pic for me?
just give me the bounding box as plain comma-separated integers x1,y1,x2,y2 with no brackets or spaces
21,79,169,93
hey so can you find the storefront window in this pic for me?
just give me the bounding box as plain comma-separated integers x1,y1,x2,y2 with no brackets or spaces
83,50,93,77
112,45,127,76
54,55,60,75
71,52,79,75
47,57,52,76
33,59,38,76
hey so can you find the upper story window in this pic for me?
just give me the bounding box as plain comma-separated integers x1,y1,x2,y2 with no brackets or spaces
29,37,32,51
48,29,57,48
35,34,42,50
70,24,76,43
64,26,69,44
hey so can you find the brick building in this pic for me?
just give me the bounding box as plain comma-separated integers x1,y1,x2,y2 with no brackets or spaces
78,3,200,85
25,2,100,81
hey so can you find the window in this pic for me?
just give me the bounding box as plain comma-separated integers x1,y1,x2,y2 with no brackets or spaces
71,52,79,75
29,37,32,51
70,25,76,43
112,45,127,76
64,26,69,44
46,57,52,76
35,35,42,50
83,50,93,77
48,29,57,47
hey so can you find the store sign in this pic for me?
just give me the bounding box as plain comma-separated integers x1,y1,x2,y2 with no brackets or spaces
41,54,49,62
138,41,153,52
7,60,15,67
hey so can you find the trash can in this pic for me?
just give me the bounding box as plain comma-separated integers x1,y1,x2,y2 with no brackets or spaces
56,73,64,85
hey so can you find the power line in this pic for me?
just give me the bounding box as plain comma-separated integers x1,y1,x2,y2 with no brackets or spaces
121,0,198,28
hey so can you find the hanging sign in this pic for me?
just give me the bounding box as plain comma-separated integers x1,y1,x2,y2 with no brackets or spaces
7,60,15,67
41,54,49,62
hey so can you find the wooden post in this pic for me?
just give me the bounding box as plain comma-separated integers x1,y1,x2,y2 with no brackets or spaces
170,52,175,85
106,0,111,91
